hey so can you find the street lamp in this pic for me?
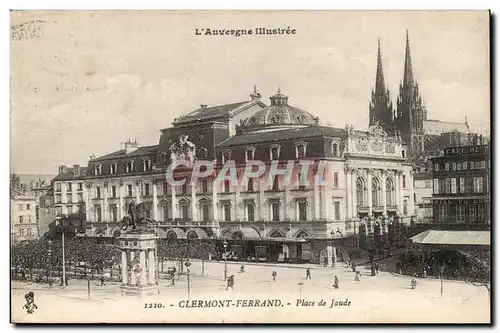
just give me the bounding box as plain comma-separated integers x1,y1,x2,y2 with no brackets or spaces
439,264,445,296
330,230,336,268
223,240,228,281
298,280,304,299
185,260,192,301
47,239,53,287
55,219,66,288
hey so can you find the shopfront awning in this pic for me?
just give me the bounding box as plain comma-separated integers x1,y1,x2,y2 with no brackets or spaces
186,227,208,239
410,230,490,246
154,228,167,239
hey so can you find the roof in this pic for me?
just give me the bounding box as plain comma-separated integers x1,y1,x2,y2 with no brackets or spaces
423,120,469,136
52,167,88,181
10,188,35,198
413,171,432,180
424,134,441,152
411,230,490,246
92,145,158,162
173,101,253,124
217,125,347,147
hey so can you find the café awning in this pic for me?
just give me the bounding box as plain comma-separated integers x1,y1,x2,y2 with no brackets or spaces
410,230,490,246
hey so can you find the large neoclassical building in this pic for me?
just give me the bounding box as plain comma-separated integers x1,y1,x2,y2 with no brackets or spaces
53,87,415,264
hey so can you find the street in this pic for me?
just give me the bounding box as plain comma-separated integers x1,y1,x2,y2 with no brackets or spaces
12,260,490,323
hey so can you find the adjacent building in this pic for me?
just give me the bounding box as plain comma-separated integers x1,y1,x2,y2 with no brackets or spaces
10,189,38,242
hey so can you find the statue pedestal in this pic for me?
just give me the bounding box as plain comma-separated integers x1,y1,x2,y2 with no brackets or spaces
118,231,159,297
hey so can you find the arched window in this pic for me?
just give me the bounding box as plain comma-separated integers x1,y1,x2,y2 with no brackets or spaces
332,143,339,156
372,177,380,207
356,177,365,207
386,178,394,205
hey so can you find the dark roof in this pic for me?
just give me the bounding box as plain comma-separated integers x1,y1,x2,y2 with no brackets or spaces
424,134,441,152
92,145,158,162
414,171,432,180
217,126,347,147
52,167,88,181
173,101,252,124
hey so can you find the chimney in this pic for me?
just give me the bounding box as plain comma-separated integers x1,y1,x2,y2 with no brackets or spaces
200,104,208,109
73,165,80,176
58,165,67,173
124,139,139,154
250,85,261,101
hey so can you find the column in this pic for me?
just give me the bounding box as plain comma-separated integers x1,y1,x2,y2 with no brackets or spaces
409,173,415,215
259,178,265,220
351,172,357,218
211,178,218,222
172,184,178,219
139,250,147,286
135,181,141,204
148,249,156,285
381,171,387,214
322,171,331,220
284,187,291,220
313,180,320,220
399,172,404,215
327,243,333,266
85,185,91,221
119,183,124,220
130,251,136,285
152,180,158,221
191,183,197,221
345,168,352,219
234,177,240,221
394,171,400,214
103,183,109,222
367,171,372,216
121,250,128,285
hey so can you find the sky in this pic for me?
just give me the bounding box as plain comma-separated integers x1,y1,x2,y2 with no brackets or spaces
10,10,490,174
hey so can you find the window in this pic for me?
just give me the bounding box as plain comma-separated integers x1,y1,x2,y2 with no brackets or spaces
110,163,117,175
78,183,83,191
386,178,394,204
27,228,32,237
356,178,366,207
202,179,208,193
145,208,151,219
55,207,62,215
66,194,72,203
298,172,306,190
20,229,25,237
470,161,475,170
434,164,439,171
372,178,380,207
202,204,210,221
445,163,449,171
469,204,476,222
95,164,102,175
96,186,101,198
298,201,307,221
111,185,117,198
224,204,231,221
272,176,279,191
334,201,341,221
182,205,189,220
163,181,169,195
143,159,152,171
247,203,255,222
444,178,451,194
18,204,23,210
451,163,456,170
247,178,254,191
127,185,133,197
111,205,118,222
425,180,431,188
473,177,484,193
333,172,339,188
77,193,83,202
457,205,465,222
403,199,408,215
332,143,339,156
224,180,230,193
457,163,461,171
55,194,61,203
222,151,231,164
458,177,465,194
402,175,407,188
270,145,280,160
272,202,280,221
402,150,406,158
462,162,467,170
66,205,73,214
451,178,457,194
96,206,102,222
19,216,24,223
182,182,187,195
67,182,72,192
144,183,150,196
126,161,134,173
245,148,255,161
55,182,61,192
295,143,306,158
163,206,169,220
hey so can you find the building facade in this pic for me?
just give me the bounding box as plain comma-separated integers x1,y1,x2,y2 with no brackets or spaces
431,141,490,228
10,189,38,242
53,89,415,264
413,171,433,224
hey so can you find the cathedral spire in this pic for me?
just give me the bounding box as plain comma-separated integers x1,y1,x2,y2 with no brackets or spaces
375,38,386,95
403,30,414,87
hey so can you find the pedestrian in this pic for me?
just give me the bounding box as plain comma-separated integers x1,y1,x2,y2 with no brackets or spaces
60,276,64,286
226,275,234,291
333,275,339,289
21,270,26,281
370,264,376,276
375,262,380,275
240,264,245,273
100,276,106,286
354,271,361,282
65,277,69,286
423,267,427,279
305,268,311,280
351,261,357,273
411,277,417,289
272,270,277,282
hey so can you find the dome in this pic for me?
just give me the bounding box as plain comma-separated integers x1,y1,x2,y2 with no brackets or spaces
240,89,319,130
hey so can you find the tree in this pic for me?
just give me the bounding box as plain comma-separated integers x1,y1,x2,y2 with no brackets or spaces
192,240,216,276
458,248,491,300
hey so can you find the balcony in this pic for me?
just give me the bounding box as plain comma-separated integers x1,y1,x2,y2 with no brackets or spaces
372,206,384,213
357,206,369,214
387,205,398,211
